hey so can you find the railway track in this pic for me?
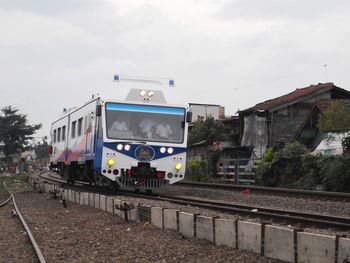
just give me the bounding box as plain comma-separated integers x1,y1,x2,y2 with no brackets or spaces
177,181,350,200
1,181,46,263
39,171,350,229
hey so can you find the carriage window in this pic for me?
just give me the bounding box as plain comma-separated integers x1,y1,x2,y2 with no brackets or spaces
71,121,76,138
62,126,66,141
53,129,57,143
78,118,83,136
57,128,61,142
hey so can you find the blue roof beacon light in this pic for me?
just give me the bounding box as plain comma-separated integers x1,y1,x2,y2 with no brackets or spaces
169,79,175,87
113,75,120,81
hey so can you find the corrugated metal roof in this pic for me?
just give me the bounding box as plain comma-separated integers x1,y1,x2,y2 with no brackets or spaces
241,82,338,112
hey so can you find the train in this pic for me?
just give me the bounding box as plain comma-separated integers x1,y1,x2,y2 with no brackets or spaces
49,77,192,190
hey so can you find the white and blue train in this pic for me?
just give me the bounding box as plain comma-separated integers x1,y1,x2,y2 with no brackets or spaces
50,79,191,190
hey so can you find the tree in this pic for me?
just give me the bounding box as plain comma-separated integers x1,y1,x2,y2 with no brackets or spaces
188,116,229,146
33,137,49,161
0,106,41,165
188,116,230,177
318,100,350,153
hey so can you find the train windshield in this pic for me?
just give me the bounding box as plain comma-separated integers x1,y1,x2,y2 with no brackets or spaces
105,102,186,143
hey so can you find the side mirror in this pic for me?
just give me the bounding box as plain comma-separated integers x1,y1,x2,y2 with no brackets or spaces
96,105,102,117
186,111,192,123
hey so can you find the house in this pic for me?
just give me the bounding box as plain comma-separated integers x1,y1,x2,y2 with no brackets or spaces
239,82,350,158
189,103,225,121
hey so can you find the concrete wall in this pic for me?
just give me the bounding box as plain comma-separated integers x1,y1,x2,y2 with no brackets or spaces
264,225,294,263
215,218,236,248
94,193,100,209
106,197,114,214
99,195,106,211
89,193,94,207
238,221,261,254
75,191,80,204
151,207,164,229
163,209,178,231
297,232,335,263
196,216,214,243
179,212,195,238
338,237,350,263
83,192,89,206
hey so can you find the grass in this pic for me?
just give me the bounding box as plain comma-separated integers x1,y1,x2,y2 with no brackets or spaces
0,173,31,197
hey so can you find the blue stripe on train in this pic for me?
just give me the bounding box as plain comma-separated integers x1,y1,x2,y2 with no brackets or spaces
106,103,185,116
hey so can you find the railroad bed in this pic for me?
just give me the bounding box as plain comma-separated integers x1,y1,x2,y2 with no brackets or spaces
37,172,350,263
0,196,38,263
0,184,279,262
154,184,350,219
44,172,350,235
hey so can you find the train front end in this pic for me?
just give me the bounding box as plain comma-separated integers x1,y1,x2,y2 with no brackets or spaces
96,89,190,190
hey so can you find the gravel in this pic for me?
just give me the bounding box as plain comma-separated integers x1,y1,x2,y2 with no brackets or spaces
45,172,350,236
0,199,38,263
1,188,282,263
154,185,350,218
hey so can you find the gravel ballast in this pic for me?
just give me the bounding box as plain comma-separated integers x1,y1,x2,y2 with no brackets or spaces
5,190,281,263
0,199,38,263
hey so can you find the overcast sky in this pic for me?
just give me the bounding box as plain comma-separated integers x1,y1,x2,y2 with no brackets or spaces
1,0,350,138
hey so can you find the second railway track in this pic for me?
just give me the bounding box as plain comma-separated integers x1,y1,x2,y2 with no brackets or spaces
38,171,350,230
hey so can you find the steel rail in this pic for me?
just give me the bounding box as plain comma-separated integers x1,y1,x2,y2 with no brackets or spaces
0,195,12,207
3,182,47,263
177,181,350,199
124,192,350,229
40,172,350,228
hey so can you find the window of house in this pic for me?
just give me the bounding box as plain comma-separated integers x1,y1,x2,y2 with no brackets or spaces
57,128,61,142
62,126,66,141
71,121,76,138
53,129,57,143
78,118,83,136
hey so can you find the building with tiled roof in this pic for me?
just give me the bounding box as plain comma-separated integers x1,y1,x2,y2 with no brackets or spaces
239,83,350,158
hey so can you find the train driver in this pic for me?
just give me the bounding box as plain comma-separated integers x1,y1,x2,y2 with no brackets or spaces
139,118,157,139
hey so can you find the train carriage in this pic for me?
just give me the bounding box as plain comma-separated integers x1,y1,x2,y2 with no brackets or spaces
50,82,191,190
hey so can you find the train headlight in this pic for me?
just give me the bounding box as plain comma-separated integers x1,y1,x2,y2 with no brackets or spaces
167,147,174,154
117,144,123,151
139,90,147,97
147,91,154,97
124,144,131,151
175,163,182,170
107,159,115,167
160,147,166,153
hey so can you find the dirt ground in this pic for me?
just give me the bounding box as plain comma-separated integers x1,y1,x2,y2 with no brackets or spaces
0,187,282,263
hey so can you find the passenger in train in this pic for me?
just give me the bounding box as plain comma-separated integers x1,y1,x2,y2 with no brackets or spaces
139,118,157,139
155,123,173,139
110,118,128,131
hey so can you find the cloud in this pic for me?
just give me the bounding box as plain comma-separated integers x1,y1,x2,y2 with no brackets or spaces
216,0,350,21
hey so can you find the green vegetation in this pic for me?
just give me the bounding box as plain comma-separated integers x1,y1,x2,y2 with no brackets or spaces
188,116,228,146
0,173,31,196
0,106,41,165
186,160,209,182
256,142,350,192
318,100,350,152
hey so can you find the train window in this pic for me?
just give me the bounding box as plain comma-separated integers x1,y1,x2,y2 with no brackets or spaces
57,128,61,142
62,126,66,141
53,129,57,143
71,121,76,138
78,118,83,136
84,116,87,133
